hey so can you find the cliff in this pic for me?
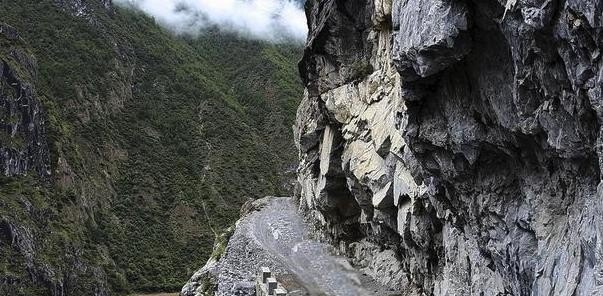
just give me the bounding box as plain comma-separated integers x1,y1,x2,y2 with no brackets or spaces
295,0,602,295
0,23,50,178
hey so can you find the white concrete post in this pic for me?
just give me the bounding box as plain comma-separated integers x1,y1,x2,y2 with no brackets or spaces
267,277,278,295
261,267,271,283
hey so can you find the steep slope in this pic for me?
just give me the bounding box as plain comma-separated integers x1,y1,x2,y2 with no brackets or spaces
0,0,302,295
295,0,602,295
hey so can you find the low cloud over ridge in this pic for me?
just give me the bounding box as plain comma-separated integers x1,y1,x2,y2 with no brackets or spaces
115,0,308,43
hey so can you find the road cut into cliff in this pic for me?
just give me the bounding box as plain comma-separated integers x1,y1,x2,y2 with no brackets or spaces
182,197,400,296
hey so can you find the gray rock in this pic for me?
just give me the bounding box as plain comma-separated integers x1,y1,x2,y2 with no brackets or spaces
0,24,50,178
295,0,603,295
0,24,19,40
392,0,472,80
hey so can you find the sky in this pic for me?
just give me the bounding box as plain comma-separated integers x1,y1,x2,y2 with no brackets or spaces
114,0,308,43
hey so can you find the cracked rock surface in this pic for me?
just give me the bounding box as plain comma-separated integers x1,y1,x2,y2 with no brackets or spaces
295,0,603,295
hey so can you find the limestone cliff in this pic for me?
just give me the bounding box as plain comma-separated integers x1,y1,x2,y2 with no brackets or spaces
295,0,603,295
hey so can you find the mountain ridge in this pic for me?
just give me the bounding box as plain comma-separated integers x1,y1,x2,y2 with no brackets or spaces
0,0,302,294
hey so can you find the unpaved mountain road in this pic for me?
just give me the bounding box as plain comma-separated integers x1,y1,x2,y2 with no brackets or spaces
213,197,398,296
248,197,368,295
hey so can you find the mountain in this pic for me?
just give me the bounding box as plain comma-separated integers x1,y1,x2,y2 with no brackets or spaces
6,0,601,295
0,0,302,295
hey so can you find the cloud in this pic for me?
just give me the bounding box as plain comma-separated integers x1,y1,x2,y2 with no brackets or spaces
114,0,308,43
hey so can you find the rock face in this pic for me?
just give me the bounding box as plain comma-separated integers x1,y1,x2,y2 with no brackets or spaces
295,0,603,295
0,23,50,177
54,0,113,18
0,22,109,296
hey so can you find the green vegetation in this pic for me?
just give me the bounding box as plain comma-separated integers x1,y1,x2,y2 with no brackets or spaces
0,0,302,294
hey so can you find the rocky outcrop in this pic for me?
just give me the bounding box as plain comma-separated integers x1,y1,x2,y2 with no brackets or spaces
54,0,113,18
0,22,109,296
295,0,602,295
0,23,50,177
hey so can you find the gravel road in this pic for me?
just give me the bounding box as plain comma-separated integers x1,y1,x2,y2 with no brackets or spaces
208,197,398,296
246,197,369,295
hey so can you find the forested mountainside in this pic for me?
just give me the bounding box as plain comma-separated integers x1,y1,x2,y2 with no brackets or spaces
0,0,302,295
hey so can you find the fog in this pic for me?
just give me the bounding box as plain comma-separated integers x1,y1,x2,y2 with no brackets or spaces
115,0,308,43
